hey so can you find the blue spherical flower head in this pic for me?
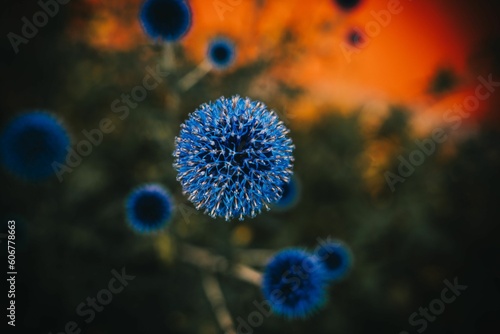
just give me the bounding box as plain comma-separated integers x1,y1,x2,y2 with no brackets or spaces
333,0,362,11
314,240,353,282
139,0,192,42
262,248,328,319
0,111,70,181
126,184,175,233
273,175,300,211
207,37,236,70
173,96,295,221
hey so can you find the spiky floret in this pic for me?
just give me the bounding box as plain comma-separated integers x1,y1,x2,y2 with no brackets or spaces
313,239,353,282
173,95,294,221
126,184,175,233
262,248,328,319
0,111,70,181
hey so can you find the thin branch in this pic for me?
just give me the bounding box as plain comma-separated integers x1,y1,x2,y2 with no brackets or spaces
201,272,236,334
161,43,176,71
178,59,212,92
235,248,275,267
179,242,229,271
178,242,262,287
232,263,262,286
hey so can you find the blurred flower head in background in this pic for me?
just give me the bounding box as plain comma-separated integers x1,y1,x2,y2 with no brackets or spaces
262,248,328,319
0,111,70,181
206,37,236,70
314,239,353,282
126,183,175,233
139,0,192,42
272,175,301,211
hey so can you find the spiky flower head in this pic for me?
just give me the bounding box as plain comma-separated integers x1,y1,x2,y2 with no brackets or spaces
313,239,353,282
126,184,175,233
262,248,328,319
173,95,294,221
0,111,70,181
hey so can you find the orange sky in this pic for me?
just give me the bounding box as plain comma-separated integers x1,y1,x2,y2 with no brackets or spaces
70,0,500,128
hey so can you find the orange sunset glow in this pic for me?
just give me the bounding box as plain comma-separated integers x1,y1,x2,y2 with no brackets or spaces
70,0,499,127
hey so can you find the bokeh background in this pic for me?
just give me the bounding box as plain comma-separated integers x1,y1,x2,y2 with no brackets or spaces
1,0,500,333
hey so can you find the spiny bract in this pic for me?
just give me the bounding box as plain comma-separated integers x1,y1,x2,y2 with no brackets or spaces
173,95,294,221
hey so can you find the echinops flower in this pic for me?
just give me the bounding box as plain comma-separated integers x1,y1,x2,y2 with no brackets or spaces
139,0,192,42
262,249,328,319
173,95,294,221
0,111,70,181
126,184,175,233
207,37,236,70
314,240,353,282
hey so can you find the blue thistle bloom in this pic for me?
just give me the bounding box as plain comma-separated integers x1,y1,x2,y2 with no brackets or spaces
207,37,236,70
273,175,300,211
126,184,175,233
314,240,353,282
139,0,192,42
262,248,328,319
333,0,362,11
173,95,295,221
0,111,70,181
